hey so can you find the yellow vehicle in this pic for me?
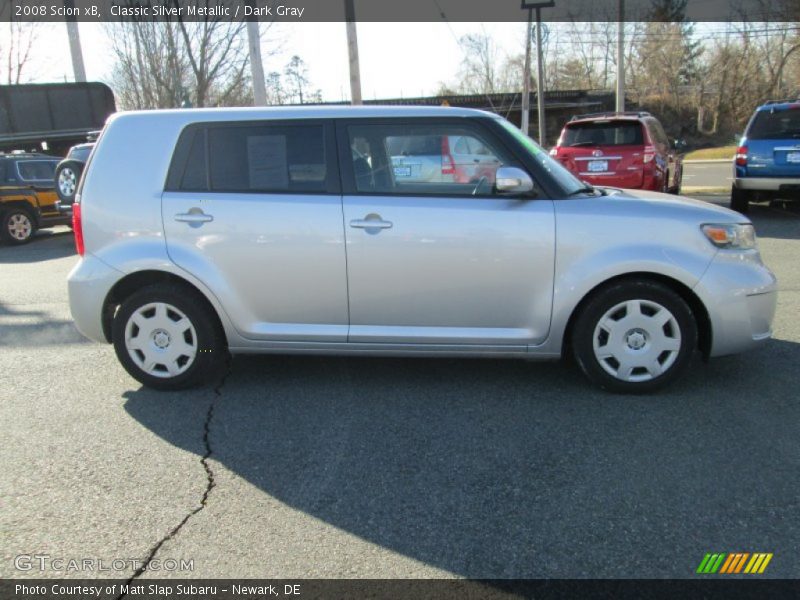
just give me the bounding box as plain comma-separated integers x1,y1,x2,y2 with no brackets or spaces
0,152,69,244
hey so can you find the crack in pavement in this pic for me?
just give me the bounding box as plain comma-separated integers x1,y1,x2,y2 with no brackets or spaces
117,354,233,599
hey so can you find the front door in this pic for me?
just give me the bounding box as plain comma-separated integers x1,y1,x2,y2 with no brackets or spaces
340,119,555,346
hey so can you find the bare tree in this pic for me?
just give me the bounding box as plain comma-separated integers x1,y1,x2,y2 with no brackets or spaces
0,21,38,84
173,9,250,107
109,1,275,110
283,55,310,104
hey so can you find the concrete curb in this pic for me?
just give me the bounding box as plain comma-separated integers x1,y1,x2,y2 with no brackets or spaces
682,186,729,195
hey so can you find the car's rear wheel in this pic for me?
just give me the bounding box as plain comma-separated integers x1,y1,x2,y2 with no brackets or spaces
112,285,227,390
55,161,83,204
572,280,697,393
731,185,751,213
1,207,37,245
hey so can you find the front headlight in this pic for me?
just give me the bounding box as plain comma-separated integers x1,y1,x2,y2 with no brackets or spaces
701,223,757,250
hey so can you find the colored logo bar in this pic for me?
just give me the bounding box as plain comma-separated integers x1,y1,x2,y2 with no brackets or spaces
696,553,773,574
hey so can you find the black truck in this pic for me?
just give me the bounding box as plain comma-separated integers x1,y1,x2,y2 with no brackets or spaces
0,82,116,156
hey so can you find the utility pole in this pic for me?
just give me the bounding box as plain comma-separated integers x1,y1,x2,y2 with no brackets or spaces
246,17,267,105
616,0,625,112
535,11,546,144
521,1,554,144
64,0,86,82
344,0,362,105
521,10,532,135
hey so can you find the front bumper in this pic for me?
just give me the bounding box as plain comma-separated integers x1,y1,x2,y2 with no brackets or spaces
734,176,800,192
68,253,124,343
694,249,778,357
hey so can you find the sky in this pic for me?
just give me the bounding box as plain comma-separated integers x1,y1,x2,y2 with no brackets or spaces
25,22,528,102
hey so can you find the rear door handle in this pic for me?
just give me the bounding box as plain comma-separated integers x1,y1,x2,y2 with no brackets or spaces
350,217,393,230
175,210,213,224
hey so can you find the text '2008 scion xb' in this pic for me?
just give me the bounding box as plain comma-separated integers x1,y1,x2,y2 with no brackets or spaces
68,106,777,393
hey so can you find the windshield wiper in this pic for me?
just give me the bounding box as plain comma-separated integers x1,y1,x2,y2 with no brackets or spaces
568,142,597,147
568,184,598,196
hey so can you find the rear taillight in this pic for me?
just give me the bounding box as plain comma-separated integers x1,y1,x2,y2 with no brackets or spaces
441,136,455,175
643,145,656,163
549,147,559,156
72,203,84,256
735,145,748,167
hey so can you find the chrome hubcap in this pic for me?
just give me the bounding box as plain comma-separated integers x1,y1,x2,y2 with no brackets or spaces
125,302,197,378
58,168,77,196
7,213,32,241
593,299,681,383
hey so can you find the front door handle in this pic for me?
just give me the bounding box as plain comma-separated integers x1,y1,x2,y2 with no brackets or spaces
175,208,213,225
350,214,393,230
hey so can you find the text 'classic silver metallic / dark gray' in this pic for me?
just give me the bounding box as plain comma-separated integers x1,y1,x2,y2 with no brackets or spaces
68,106,777,393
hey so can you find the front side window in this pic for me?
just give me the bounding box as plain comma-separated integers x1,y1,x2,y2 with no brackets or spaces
16,160,59,182
347,123,513,196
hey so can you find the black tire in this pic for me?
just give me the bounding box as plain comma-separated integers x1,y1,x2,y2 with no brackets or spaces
571,280,697,394
55,161,83,204
668,166,682,194
1,206,37,245
112,284,228,390
730,185,750,213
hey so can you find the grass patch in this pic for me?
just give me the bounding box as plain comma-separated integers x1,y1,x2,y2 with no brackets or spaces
684,145,736,161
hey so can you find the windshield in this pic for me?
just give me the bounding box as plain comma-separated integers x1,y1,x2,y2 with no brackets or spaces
748,107,800,140
496,117,586,195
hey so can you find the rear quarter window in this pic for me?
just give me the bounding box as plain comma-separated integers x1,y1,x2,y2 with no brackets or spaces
16,160,58,181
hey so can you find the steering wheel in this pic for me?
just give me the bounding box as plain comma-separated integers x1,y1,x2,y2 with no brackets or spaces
471,176,489,196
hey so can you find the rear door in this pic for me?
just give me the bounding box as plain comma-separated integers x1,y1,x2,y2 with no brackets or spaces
162,120,349,342
338,118,555,347
745,105,800,177
13,158,60,214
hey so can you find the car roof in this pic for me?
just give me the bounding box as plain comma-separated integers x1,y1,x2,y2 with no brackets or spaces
567,115,646,125
110,105,498,124
0,152,58,160
756,101,800,111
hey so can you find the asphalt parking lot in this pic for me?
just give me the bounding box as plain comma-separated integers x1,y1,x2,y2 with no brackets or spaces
1,195,799,581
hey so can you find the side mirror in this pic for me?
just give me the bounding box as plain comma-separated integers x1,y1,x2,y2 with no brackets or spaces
495,167,535,195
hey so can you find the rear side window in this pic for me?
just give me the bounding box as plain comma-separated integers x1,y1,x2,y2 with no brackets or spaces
747,108,800,140
167,121,332,193
16,160,58,181
562,121,644,147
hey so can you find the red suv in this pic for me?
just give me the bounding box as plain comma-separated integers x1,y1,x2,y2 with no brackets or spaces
550,112,682,194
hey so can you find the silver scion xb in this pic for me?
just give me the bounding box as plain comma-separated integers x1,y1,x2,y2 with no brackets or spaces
68,106,777,393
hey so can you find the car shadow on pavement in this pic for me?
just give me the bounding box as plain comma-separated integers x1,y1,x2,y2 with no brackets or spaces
748,204,800,241
122,337,800,578
0,229,75,263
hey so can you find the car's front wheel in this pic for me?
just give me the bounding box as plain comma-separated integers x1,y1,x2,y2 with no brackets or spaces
1,207,37,245
572,280,697,393
112,284,227,390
